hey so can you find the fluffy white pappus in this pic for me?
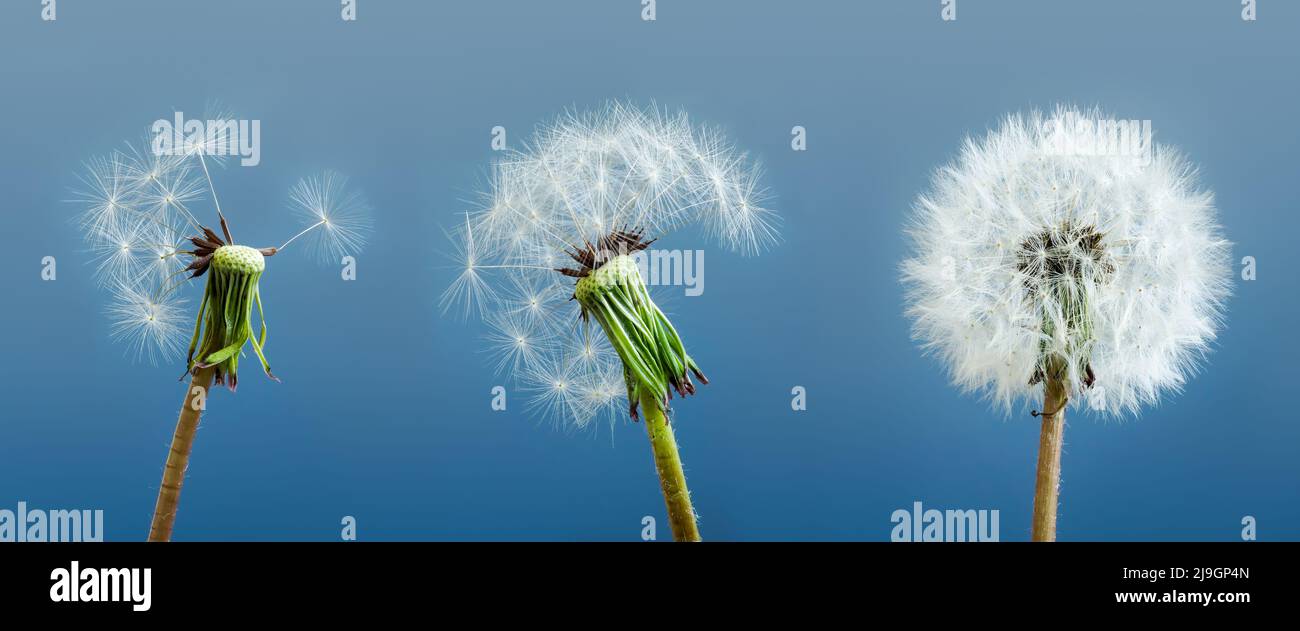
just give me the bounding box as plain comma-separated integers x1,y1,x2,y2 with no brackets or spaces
286,171,374,263
901,107,1232,417
443,102,779,429
74,113,375,366
106,282,188,366
76,146,197,290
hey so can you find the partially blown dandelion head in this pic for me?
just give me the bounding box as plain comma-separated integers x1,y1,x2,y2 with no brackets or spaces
901,106,1231,416
185,234,276,391
568,235,709,418
74,113,373,382
444,102,778,428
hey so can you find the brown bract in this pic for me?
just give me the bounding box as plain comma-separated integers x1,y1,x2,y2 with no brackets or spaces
556,226,656,279
183,212,278,278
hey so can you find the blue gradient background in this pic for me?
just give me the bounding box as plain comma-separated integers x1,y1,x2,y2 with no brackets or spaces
1,1,1295,541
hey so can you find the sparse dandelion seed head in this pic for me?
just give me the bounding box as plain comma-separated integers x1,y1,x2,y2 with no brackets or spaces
75,114,372,378
443,102,774,428
901,106,1232,417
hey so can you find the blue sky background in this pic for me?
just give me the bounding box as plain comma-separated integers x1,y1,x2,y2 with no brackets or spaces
0,0,1296,541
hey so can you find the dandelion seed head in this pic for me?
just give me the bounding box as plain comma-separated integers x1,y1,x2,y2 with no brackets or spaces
901,106,1232,417
75,113,372,370
443,102,778,428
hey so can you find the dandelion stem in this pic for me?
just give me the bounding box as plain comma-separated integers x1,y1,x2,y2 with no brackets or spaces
1031,375,1068,542
640,390,701,542
148,365,215,542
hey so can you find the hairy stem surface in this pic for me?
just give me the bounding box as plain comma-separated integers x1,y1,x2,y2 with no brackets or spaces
1031,376,1068,542
148,366,215,542
640,391,701,542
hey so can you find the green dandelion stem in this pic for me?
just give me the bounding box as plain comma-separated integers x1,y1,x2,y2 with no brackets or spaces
639,389,701,542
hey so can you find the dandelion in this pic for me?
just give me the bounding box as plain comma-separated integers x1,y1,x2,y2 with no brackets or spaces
443,102,779,541
900,106,1231,541
73,115,373,541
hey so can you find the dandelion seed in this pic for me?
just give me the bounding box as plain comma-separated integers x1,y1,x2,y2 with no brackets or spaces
106,282,187,366
74,154,136,235
285,171,374,263
132,219,188,285
484,311,552,376
522,358,591,427
439,214,498,319
574,364,626,430
89,215,149,288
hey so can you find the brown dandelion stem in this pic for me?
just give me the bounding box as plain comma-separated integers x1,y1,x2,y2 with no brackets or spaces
640,391,701,542
1031,375,1068,542
148,366,215,542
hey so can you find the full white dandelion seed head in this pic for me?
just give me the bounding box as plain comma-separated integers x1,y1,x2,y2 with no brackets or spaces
901,106,1232,417
287,170,374,263
443,101,779,429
